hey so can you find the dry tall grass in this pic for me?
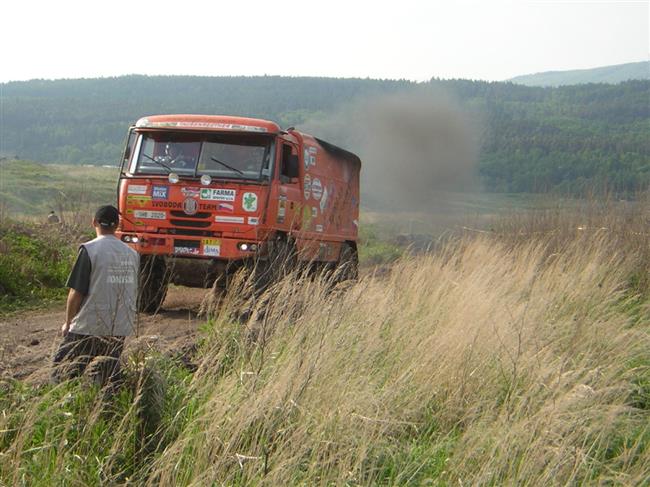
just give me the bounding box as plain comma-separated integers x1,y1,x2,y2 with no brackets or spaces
1,210,649,485
145,231,648,485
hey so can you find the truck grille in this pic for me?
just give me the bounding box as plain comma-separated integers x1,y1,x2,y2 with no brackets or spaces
170,219,212,228
170,211,211,219
162,228,219,237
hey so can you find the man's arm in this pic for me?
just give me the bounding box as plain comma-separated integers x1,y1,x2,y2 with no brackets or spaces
62,246,91,336
62,289,85,335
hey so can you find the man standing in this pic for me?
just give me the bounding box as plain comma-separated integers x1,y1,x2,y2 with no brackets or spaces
52,205,139,386
47,210,60,224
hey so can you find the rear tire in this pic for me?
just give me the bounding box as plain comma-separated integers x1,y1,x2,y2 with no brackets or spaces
139,256,168,313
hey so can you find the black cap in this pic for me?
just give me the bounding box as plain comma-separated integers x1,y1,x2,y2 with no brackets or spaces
95,205,119,227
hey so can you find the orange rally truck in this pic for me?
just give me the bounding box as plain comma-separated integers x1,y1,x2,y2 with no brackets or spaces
116,114,360,311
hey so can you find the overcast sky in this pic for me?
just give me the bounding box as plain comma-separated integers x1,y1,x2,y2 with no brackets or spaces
1,0,647,83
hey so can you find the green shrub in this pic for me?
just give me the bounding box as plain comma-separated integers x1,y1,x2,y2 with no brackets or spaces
0,221,76,313
358,224,403,266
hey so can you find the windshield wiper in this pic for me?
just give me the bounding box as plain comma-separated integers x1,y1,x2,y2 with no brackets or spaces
141,153,173,173
210,156,244,176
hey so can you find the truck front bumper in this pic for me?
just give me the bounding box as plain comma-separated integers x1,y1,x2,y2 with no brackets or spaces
116,232,261,259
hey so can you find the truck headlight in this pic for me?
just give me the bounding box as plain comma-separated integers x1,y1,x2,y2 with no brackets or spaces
238,242,257,251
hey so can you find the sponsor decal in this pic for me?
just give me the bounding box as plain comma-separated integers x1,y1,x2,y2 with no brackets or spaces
311,206,317,218
136,119,268,132
202,239,221,256
248,217,259,225
318,243,328,259
303,149,310,169
301,206,312,228
200,188,236,201
133,210,166,220
127,195,151,207
183,197,198,215
311,178,323,200
303,146,317,169
215,215,244,224
315,224,324,232
152,201,181,208
181,187,201,198
277,200,286,221
217,202,234,213
303,174,312,200
127,184,147,195
197,202,234,212
174,246,200,255
152,185,168,200
320,187,329,213
242,192,258,212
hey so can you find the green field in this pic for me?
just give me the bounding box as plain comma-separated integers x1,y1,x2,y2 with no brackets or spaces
0,160,119,221
0,161,119,312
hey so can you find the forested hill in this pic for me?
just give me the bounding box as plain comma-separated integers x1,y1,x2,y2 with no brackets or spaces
1,75,649,194
1,76,411,162
509,61,649,87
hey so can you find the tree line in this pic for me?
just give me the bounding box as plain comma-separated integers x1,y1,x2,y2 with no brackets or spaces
1,75,648,194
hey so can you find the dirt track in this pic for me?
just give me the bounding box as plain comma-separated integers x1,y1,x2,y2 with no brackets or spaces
0,286,209,384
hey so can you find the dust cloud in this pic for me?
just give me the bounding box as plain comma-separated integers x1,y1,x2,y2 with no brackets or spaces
299,87,482,213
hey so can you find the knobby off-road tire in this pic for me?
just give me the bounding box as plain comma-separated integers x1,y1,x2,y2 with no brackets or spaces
138,255,168,313
248,238,297,294
268,238,298,280
336,243,359,282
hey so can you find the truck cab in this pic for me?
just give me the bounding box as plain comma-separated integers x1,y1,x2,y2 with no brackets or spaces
117,114,360,312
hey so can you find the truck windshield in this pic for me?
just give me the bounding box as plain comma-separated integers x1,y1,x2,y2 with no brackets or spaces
134,133,273,181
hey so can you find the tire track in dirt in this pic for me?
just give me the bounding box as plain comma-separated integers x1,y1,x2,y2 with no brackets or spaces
0,287,209,384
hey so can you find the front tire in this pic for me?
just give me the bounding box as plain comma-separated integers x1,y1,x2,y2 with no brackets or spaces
139,256,168,313
248,237,297,293
336,243,359,282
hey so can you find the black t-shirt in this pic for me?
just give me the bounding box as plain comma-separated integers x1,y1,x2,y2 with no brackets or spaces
66,246,92,295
